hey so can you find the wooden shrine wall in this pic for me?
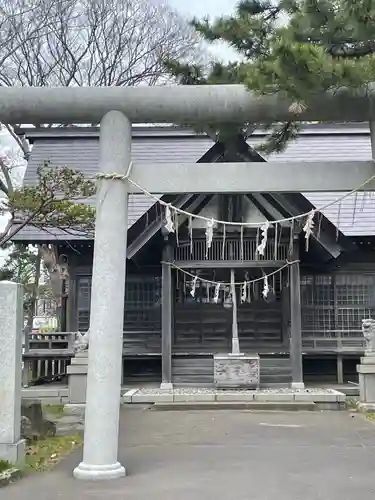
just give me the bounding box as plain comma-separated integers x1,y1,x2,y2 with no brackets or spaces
173,268,288,353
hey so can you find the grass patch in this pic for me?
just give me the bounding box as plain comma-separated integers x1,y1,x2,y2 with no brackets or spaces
345,398,359,410
0,460,21,487
0,461,12,473
43,404,65,417
25,435,83,472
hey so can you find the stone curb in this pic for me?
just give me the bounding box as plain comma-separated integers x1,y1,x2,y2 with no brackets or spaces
254,393,294,402
357,402,375,413
216,393,254,402
63,403,86,417
121,388,139,403
151,401,317,411
0,468,22,487
123,389,346,405
174,394,215,402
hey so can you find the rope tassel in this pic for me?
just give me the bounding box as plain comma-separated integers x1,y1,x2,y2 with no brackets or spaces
213,283,220,304
190,276,198,297
257,221,270,256
303,210,315,251
205,218,214,258
241,280,247,303
188,215,193,255
173,210,179,245
164,205,174,233
245,272,251,303
262,274,269,299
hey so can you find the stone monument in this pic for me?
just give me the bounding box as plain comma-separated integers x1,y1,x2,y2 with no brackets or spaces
357,318,375,411
214,353,260,389
0,282,26,464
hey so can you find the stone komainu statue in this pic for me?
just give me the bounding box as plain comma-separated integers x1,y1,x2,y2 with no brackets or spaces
74,330,89,352
362,318,375,355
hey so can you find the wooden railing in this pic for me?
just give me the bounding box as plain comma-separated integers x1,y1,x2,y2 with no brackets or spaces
122,330,161,354
302,331,365,353
22,330,162,387
22,328,365,388
175,238,289,262
22,332,75,387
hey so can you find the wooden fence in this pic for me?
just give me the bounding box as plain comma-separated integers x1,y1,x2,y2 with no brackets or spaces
22,332,75,387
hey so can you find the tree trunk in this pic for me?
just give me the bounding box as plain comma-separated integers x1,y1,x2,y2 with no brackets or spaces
26,247,42,330
55,304,62,332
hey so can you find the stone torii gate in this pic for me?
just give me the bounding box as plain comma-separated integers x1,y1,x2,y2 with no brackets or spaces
1,85,375,480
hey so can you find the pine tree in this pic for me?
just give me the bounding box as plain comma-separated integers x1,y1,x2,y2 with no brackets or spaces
0,161,96,247
166,0,375,152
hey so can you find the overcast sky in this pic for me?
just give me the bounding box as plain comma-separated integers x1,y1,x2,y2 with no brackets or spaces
168,0,239,61
168,0,238,18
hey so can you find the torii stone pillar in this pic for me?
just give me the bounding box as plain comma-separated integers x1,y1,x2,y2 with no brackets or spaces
73,111,130,480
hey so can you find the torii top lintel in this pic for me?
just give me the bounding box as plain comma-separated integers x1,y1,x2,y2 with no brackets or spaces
0,85,372,124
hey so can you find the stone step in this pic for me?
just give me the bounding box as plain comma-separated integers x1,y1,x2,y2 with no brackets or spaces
151,401,316,412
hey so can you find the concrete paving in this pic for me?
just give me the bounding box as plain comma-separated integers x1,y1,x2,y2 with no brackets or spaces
2,408,375,500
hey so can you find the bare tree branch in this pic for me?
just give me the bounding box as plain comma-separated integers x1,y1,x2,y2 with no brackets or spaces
0,216,13,240
0,172,8,195
0,0,58,81
0,0,200,92
0,156,13,195
2,124,30,159
0,203,47,246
